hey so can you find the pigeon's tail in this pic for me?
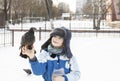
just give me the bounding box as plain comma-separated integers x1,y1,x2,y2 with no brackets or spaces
23,69,32,75
20,52,28,59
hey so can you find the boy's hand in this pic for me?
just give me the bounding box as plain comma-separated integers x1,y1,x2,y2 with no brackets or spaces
53,76,65,81
22,45,35,59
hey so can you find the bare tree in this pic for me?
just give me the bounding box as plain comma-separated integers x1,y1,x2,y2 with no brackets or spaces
44,0,54,29
93,0,112,30
0,0,11,26
0,0,63,27
52,5,60,17
117,0,120,14
12,0,33,18
58,2,70,16
82,0,112,30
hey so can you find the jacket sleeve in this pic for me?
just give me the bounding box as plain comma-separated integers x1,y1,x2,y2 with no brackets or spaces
64,56,80,81
29,50,48,75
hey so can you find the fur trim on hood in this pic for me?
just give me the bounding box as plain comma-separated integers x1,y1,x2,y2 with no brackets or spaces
41,27,73,58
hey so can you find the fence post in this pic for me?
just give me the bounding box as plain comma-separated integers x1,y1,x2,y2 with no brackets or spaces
12,30,14,46
4,28,5,47
95,29,98,37
39,27,41,40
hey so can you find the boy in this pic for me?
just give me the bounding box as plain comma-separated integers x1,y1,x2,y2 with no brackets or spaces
22,27,80,81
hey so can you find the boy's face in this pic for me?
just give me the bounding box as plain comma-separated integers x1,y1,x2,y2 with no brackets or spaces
51,35,64,48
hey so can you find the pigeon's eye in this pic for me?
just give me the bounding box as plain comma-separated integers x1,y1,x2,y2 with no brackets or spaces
27,45,32,50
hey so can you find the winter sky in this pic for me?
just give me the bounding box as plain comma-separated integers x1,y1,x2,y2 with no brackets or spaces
52,0,76,12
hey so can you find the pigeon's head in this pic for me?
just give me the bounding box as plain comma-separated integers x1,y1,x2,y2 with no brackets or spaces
28,27,37,34
19,27,36,49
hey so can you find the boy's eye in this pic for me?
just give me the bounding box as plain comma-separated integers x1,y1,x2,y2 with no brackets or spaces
58,37,63,39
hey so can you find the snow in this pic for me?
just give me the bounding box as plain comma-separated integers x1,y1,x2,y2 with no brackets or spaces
8,20,112,30
71,38,120,81
0,37,120,81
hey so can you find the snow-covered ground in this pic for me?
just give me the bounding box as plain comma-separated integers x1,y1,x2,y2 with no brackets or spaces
0,37,120,81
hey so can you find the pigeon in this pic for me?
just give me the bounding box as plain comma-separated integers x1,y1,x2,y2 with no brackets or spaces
19,27,36,59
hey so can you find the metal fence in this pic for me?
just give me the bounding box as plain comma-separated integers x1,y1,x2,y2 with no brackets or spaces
0,20,120,47
10,19,109,30
0,28,12,47
8,28,120,47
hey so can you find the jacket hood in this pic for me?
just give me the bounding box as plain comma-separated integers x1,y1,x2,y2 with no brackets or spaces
41,27,73,58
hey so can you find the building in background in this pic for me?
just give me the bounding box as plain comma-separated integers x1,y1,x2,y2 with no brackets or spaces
76,0,87,19
106,0,120,21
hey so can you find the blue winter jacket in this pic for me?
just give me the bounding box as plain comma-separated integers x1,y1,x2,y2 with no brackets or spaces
29,50,80,81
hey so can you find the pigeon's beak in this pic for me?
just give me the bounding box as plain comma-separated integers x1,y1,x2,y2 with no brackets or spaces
19,45,23,50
